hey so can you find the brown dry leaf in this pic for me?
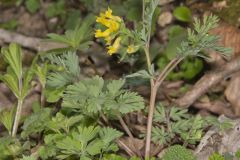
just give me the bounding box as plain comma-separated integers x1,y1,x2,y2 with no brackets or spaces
225,72,240,115
209,23,240,116
119,136,145,155
207,22,240,67
210,22,240,57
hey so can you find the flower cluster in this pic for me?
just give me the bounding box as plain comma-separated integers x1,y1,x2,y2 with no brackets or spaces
95,8,122,55
95,8,139,57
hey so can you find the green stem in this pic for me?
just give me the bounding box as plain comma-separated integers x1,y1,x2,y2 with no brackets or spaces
12,99,23,137
40,85,45,108
12,72,23,137
144,47,152,70
145,57,184,158
155,57,184,88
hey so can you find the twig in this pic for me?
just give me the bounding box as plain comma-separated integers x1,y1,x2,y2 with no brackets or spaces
0,28,65,51
99,113,137,157
193,101,235,118
116,139,136,157
175,56,240,108
117,114,143,158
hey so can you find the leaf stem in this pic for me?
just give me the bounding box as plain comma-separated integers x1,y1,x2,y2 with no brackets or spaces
12,99,23,137
12,73,23,137
12,70,23,137
142,0,145,21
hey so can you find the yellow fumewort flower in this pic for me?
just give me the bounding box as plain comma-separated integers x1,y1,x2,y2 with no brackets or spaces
105,36,113,45
95,29,111,38
95,8,123,55
107,37,121,55
127,45,139,54
95,7,122,40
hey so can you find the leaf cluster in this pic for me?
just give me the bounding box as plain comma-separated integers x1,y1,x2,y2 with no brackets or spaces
39,51,81,102
208,149,240,160
162,145,196,160
47,15,95,52
177,15,232,59
0,43,34,100
157,25,203,80
152,104,206,145
38,126,122,160
140,0,159,43
63,77,145,117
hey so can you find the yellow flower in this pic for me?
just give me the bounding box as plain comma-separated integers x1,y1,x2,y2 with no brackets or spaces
127,45,139,54
95,7,122,39
95,8,123,56
95,29,112,38
105,36,113,45
107,37,121,55
105,7,113,18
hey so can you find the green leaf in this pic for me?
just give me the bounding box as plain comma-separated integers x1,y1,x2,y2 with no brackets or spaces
180,115,204,144
0,107,15,135
25,0,40,13
0,73,20,98
1,43,22,79
44,87,64,103
80,156,92,160
208,153,225,160
153,103,166,123
46,52,81,88
21,107,51,138
63,76,105,113
47,15,94,51
22,66,34,98
0,19,18,30
115,92,144,114
162,145,196,160
169,107,189,121
99,127,122,152
20,155,36,160
56,136,82,154
124,0,142,21
106,79,125,96
86,139,103,155
177,15,232,58
126,70,153,79
34,63,49,87
173,6,192,22
152,126,173,145
38,145,57,160
46,0,65,18
64,10,81,30
77,126,100,145
63,76,144,116
47,113,83,133
103,154,127,160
